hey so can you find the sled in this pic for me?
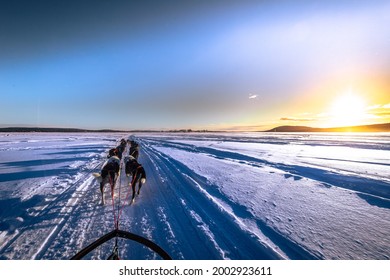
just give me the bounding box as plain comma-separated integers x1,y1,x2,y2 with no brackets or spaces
70,229,172,260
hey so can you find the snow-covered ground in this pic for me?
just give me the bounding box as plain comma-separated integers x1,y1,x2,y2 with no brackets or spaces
0,132,389,260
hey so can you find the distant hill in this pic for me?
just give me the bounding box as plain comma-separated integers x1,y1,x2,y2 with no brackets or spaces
265,123,390,133
1,123,389,133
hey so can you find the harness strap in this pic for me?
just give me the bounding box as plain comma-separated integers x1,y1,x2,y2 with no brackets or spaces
109,174,119,230
116,166,140,221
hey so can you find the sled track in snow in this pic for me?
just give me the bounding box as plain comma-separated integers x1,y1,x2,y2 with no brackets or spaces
141,139,321,259
0,161,103,259
143,139,390,204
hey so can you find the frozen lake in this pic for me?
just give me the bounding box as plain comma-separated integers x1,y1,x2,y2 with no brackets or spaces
0,132,389,260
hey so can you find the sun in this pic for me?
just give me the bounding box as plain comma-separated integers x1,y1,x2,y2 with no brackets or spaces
327,91,367,127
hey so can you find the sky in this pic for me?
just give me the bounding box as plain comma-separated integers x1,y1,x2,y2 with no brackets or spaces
1,0,390,131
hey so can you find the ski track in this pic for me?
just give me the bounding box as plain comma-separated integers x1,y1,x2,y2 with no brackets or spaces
1,133,389,260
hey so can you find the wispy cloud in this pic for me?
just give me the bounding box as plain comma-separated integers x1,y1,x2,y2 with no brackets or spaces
249,94,258,99
222,124,269,131
282,102,390,128
280,117,315,122
373,112,390,116
366,103,390,117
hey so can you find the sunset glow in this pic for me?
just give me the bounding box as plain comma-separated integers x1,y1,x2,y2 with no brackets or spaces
327,92,367,127
0,1,389,131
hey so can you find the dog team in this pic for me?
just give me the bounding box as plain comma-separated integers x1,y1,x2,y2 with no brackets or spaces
94,137,146,205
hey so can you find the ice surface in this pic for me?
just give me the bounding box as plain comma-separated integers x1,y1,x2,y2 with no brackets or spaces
0,132,389,260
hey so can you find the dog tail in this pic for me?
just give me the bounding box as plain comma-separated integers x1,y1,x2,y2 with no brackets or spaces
92,173,103,183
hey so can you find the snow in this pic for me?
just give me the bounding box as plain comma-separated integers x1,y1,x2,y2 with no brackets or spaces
0,132,389,260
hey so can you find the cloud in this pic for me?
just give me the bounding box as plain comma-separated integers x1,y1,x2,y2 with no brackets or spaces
366,103,390,117
280,117,315,122
217,124,269,131
374,112,390,116
249,94,258,99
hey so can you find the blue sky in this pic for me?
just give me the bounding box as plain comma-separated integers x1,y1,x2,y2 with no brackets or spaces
1,0,390,130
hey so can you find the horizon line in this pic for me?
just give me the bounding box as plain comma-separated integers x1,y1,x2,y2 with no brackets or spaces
1,122,389,133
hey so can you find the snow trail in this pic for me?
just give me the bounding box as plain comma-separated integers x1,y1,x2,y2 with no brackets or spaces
0,132,389,260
